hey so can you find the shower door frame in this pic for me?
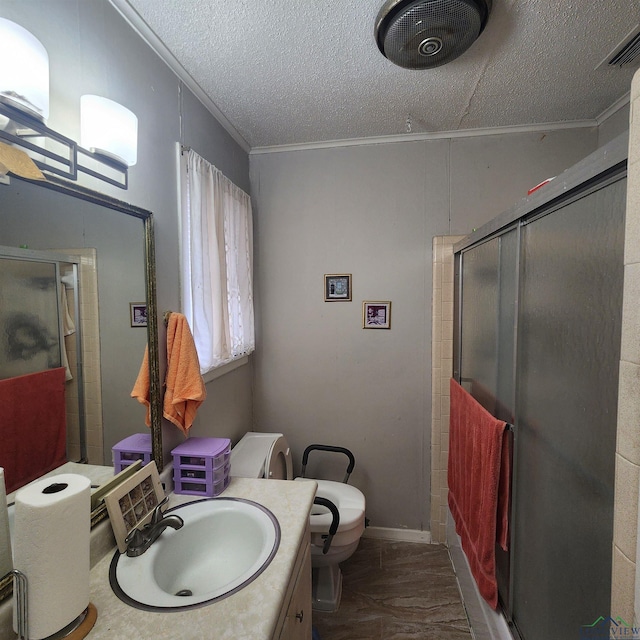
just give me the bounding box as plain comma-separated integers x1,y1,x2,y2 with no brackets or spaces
451,133,628,639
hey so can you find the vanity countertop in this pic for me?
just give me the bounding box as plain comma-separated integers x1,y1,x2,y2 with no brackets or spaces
2,476,317,640
6,462,116,504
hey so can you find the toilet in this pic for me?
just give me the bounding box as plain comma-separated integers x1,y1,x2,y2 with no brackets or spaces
231,432,366,612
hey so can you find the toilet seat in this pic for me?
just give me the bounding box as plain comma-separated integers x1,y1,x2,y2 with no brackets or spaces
297,478,366,535
297,477,366,566
266,436,292,480
231,432,366,612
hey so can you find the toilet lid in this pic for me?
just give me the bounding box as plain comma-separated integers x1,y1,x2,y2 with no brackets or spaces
267,436,292,480
231,432,276,478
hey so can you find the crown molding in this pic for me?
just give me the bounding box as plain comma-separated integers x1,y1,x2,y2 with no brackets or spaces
596,91,630,125
109,0,250,153
250,120,598,155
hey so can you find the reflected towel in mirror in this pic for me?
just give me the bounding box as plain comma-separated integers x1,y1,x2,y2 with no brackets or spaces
131,346,151,427
0,367,67,493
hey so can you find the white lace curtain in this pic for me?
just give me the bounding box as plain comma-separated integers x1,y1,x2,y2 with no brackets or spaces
180,149,255,373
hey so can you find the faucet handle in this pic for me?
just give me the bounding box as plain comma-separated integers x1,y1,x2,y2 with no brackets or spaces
150,495,170,525
124,527,144,549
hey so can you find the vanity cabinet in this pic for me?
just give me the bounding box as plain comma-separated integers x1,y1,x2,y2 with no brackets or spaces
11,479,321,640
275,524,312,640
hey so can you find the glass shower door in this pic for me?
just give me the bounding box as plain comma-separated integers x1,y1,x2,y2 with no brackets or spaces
0,257,61,379
512,177,626,640
460,229,518,609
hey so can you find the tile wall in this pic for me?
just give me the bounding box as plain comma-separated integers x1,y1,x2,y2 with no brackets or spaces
430,235,465,544
613,69,640,625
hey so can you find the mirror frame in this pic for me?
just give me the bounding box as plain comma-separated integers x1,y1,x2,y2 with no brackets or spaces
20,174,164,470
0,173,163,598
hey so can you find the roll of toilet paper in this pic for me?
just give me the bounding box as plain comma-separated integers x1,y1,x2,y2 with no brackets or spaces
13,473,91,640
0,468,11,578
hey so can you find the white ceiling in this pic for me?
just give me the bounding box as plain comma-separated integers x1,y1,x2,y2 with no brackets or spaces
116,0,639,151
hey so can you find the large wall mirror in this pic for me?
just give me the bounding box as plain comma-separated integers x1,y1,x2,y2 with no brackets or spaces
0,174,162,595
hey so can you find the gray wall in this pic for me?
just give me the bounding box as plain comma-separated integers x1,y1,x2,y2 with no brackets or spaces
0,0,252,459
250,129,600,530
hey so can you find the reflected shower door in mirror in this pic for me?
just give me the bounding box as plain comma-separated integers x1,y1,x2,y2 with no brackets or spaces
0,258,62,378
0,249,85,494
0,176,162,494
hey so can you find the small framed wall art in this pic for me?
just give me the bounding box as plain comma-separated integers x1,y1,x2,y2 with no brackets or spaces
103,461,165,552
325,274,352,301
363,301,391,329
130,302,148,327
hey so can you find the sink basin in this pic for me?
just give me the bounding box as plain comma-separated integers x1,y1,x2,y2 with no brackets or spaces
109,497,280,611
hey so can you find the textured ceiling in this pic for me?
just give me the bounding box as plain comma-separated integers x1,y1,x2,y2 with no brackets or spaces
118,0,639,149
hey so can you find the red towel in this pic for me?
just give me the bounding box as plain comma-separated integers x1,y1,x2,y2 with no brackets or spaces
448,378,510,609
0,367,67,493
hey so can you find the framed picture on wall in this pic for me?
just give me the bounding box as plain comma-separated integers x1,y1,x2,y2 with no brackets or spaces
324,274,352,301
130,303,148,327
363,301,391,329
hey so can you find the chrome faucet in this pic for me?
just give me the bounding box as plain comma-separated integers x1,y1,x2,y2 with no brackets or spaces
124,496,184,557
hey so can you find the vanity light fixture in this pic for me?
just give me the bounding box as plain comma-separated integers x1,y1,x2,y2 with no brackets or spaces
0,18,49,121
0,98,133,190
81,95,138,167
0,19,134,189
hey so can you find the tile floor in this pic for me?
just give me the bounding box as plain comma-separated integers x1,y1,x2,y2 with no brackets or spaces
313,537,472,640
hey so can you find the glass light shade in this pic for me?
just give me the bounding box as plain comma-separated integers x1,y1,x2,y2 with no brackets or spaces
0,18,49,121
80,95,138,167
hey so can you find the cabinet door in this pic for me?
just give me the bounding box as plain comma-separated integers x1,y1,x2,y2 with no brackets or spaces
279,545,312,640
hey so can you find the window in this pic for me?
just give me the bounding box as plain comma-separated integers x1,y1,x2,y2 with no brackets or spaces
180,149,254,374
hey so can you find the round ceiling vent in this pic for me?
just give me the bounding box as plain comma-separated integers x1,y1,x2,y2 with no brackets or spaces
374,0,492,70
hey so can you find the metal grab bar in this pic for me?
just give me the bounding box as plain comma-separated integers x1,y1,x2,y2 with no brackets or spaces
301,445,356,483
313,497,340,554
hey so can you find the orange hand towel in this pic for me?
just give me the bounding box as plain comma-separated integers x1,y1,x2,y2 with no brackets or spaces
163,313,206,436
131,346,151,427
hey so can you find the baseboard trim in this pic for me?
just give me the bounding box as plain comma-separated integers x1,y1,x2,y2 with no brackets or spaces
363,526,432,544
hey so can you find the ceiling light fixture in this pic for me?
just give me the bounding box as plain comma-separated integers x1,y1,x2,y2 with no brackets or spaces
375,0,492,70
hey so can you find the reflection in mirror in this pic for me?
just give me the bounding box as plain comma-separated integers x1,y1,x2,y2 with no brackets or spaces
0,248,83,492
0,175,161,599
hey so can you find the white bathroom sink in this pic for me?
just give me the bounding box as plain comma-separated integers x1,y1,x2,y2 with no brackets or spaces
109,497,280,611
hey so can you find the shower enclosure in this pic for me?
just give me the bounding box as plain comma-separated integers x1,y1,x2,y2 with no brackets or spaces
0,247,86,475
452,136,627,640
